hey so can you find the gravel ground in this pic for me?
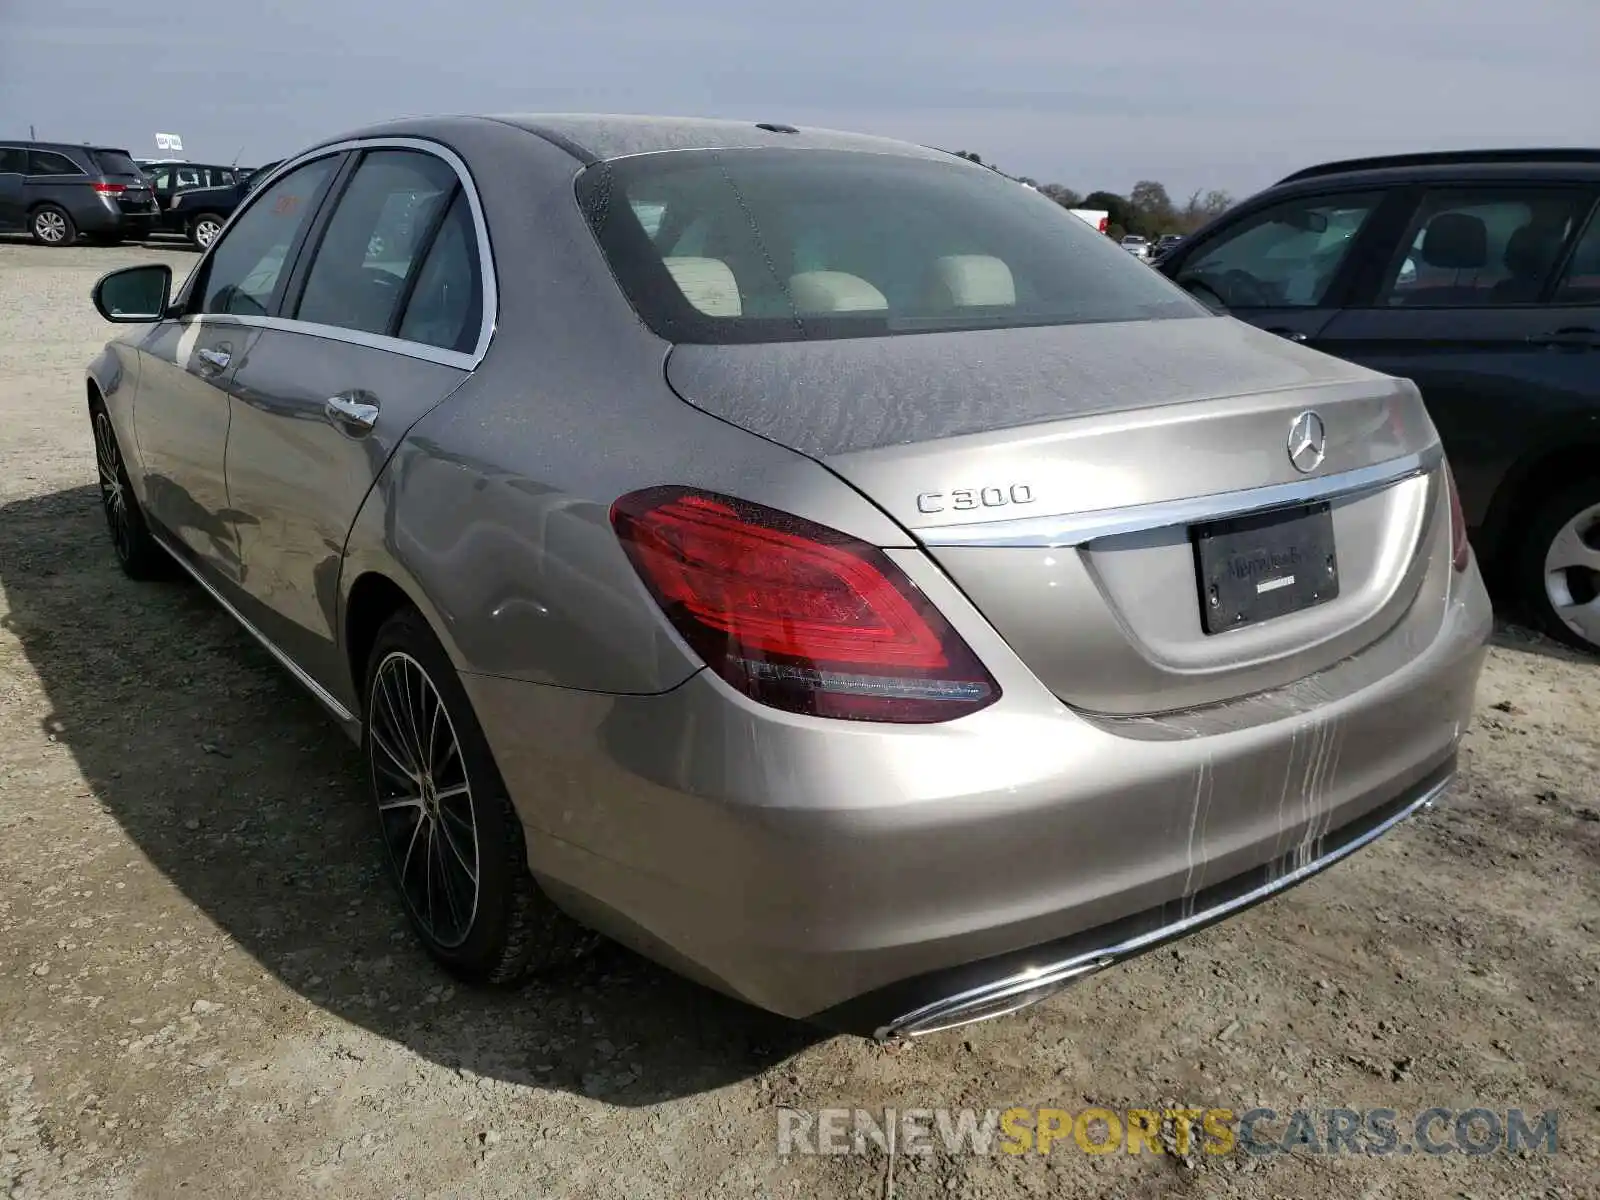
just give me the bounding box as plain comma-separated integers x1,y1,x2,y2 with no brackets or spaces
1,239,1596,1200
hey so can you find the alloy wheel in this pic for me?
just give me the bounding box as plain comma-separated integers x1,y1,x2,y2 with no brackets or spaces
195,218,222,248
94,411,135,563
369,651,481,948
1543,500,1600,650
34,210,68,243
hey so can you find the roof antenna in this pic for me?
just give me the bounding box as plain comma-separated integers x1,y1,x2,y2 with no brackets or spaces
230,144,243,168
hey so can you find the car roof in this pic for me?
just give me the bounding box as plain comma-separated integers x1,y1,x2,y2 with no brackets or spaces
5,140,133,156
323,113,959,167
1273,148,1600,190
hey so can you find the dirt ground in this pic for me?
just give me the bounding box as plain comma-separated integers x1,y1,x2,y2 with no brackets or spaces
0,239,1596,1200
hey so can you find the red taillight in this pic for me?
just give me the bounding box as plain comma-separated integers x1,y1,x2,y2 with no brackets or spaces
93,182,126,195
1444,461,1470,572
1098,217,1109,234
610,486,1000,723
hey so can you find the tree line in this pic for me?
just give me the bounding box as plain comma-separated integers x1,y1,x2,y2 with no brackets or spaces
949,150,1234,241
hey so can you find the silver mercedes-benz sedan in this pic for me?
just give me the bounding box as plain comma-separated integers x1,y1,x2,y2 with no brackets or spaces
85,114,1491,1040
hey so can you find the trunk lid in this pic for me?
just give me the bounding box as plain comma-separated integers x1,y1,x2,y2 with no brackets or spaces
665,317,1447,715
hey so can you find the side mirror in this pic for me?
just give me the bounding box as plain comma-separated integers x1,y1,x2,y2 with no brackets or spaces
92,264,172,323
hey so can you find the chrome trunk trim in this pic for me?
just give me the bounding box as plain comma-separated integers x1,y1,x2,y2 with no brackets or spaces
913,443,1444,548
875,770,1452,1041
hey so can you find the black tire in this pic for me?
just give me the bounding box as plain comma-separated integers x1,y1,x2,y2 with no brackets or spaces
363,608,596,983
1516,479,1600,654
90,401,168,580
30,204,75,246
189,213,224,250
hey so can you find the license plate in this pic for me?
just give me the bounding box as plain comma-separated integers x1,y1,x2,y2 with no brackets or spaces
1193,502,1338,634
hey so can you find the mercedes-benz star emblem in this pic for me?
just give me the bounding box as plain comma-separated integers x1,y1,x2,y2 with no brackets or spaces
1287,410,1327,474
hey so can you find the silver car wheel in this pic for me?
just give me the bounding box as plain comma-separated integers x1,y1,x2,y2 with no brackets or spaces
93,411,135,563
194,218,222,248
1543,499,1600,649
369,650,481,949
34,209,68,243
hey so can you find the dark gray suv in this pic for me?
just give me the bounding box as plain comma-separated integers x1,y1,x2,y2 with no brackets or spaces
0,141,160,245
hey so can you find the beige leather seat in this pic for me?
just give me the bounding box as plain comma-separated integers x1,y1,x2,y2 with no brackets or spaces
925,255,1016,308
787,270,889,313
663,256,742,317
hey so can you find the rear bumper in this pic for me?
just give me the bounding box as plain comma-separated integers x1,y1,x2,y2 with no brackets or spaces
465,556,1491,1027
74,204,157,236
832,758,1453,1039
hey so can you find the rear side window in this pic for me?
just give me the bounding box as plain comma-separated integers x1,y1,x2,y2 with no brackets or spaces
1553,204,1600,304
27,150,83,176
294,149,459,337
1376,188,1594,307
91,150,141,176
1174,192,1383,308
578,149,1203,344
396,191,482,353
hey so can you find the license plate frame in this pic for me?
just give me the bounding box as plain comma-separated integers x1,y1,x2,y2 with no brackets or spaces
1192,502,1339,635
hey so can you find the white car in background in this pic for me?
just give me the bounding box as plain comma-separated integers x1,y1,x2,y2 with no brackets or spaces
1121,234,1151,260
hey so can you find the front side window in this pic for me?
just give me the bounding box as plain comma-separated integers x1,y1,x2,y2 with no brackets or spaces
295,149,459,337
579,149,1203,344
27,150,84,177
1376,188,1593,307
0,147,25,174
198,156,337,317
1175,191,1383,308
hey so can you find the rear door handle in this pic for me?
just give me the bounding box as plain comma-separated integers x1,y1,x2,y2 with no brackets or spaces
323,391,380,436
1529,327,1599,350
1265,327,1309,343
196,345,231,373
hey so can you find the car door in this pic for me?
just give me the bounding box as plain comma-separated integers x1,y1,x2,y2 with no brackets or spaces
224,144,487,689
1160,187,1409,345
1308,183,1600,530
0,147,25,231
131,154,342,581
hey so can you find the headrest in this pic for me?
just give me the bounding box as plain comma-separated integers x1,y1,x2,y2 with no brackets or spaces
787,271,888,313
1419,213,1487,271
663,256,741,317
1503,224,1561,280
927,255,1016,307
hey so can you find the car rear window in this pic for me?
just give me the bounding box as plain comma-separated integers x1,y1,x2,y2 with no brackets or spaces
91,149,141,177
577,149,1205,344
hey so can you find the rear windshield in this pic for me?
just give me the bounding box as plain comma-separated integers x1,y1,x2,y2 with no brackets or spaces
91,149,141,177
577,149,1205,344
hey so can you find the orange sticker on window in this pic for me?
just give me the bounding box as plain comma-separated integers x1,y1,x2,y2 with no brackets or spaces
272,194,301,215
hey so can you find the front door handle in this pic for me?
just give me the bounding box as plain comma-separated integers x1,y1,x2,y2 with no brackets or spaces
323,391,380,436
1265,327,1309,343
1529,327,1599,351
196,344,231,373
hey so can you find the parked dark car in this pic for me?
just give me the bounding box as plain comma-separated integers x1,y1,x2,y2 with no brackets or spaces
0,141,159,245
138,161,247,249
1157,149,1600,653
240,160,282,192
1155,233,1184,254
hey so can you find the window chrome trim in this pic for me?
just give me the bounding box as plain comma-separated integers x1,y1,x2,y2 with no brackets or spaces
180,135,498,369
914,443,1444,548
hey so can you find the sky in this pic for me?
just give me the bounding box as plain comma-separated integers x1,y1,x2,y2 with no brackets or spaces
3,0,1597,199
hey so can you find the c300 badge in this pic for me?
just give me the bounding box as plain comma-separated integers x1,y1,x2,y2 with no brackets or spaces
915,483,1037,515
